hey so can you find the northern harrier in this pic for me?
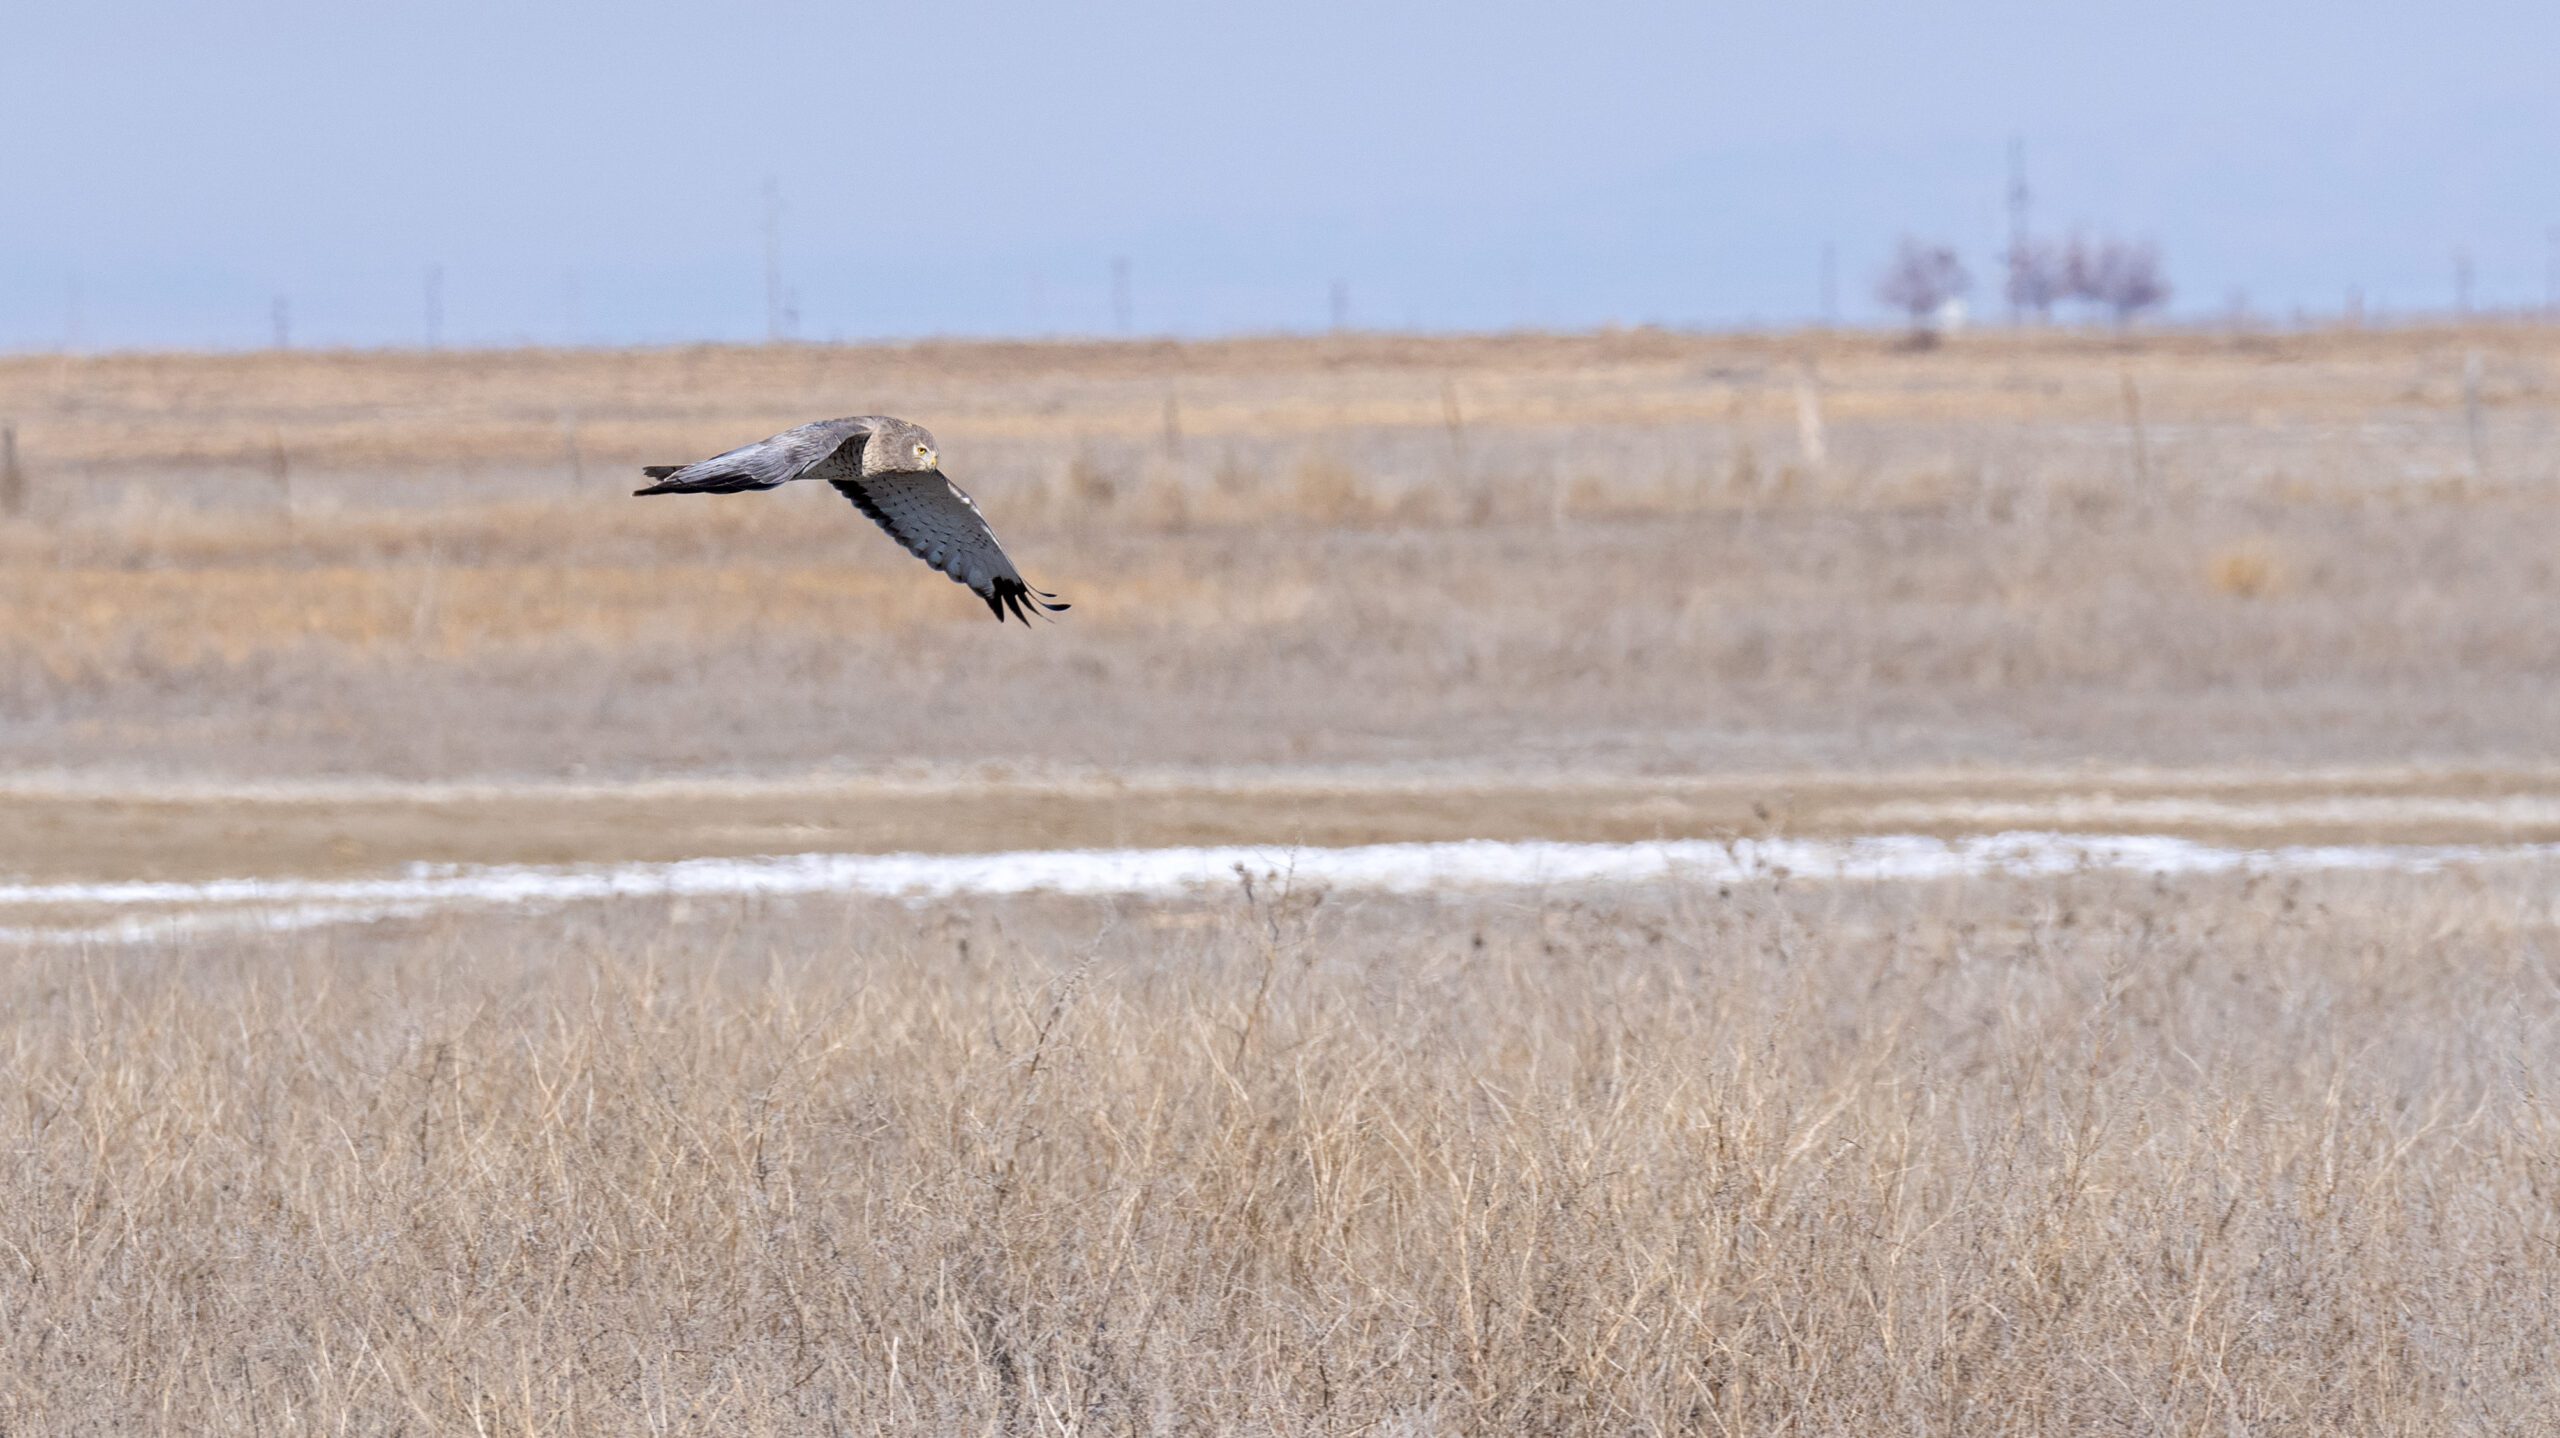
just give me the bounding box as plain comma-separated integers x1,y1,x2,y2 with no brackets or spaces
635,415,1067,624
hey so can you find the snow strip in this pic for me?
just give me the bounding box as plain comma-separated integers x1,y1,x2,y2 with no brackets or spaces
3,831,2553,947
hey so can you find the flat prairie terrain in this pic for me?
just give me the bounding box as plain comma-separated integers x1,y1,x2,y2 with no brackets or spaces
2,326,2557,791
4,327,2560,1433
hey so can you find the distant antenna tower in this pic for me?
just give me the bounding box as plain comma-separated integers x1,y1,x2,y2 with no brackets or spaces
1819,242,1837,326
272,295,291,350
1110,256,1133,335
1329,278,1350,332
2005,137,2031,326
2454,249,2474,317
762,178,785,343
423,265,444,348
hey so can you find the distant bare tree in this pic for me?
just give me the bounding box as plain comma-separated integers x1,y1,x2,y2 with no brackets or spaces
1876,238,1971,341
2059,233,2099,310
2091,240,2171,326
2061,234,2171,327
2004,238,2067,322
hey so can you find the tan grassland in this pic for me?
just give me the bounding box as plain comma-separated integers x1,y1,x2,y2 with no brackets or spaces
6,328,2560,1432
2,326,2557,788
5,870,2559,1433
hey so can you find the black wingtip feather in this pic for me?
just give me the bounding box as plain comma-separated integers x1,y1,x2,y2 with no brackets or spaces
986,578,1069,626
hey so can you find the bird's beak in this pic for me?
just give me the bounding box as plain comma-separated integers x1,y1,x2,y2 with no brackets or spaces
926,449,941,470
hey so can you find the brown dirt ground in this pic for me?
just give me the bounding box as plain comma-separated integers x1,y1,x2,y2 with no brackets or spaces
7,764,2560,884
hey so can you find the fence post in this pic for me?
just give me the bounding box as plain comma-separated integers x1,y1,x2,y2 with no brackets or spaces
2120,371,2151,490
1,425,22,517
269,428,293,530
562,408,586,491
2463,350,2487,482
1793,365,1828,473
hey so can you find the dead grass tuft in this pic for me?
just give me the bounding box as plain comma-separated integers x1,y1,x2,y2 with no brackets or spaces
2206,538,2287,598
1286,454,1376,524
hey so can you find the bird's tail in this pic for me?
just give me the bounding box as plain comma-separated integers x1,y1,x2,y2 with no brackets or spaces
632,464,765,496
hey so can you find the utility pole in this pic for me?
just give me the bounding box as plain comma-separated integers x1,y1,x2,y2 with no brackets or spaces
762,178,785,343
2454,249,2474,318
562,270,582,347
2005,136,2031,326
2463,349,2487,479
1329,278,1350,333
1819,242,1837,327
2546,227,2558,316
271,295,291,350
423,265,444,348
1110,256,1132,335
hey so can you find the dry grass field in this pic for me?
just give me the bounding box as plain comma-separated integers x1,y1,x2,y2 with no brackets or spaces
5,869,2559,1433
3,326,2559,785
5,327,2560,1431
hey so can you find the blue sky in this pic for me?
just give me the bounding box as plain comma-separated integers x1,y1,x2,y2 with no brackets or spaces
5,1,2556,348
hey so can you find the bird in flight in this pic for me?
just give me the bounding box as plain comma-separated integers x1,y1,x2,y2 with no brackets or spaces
634,415,1067,624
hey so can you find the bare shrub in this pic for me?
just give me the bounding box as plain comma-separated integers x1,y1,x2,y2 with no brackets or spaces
2006,237,2069,321
2064,233,2174,327
1876,237,1972,341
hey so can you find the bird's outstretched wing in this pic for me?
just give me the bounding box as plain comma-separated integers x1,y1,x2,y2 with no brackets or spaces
633,417,875,494
830,473,1069,625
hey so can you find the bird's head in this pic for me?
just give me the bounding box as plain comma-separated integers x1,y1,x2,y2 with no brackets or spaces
868,418,941,475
